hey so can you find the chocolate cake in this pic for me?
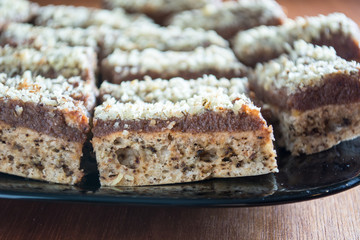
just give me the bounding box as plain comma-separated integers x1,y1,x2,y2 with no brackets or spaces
0,45,97,86
251,40,360,155
168,0,286,39
101,25,228,57
92,77,277,186
101,46,247,84
0,23,101,52
233,13,360,66
0,72,92,184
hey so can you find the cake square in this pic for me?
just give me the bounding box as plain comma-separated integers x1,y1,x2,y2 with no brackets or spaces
168,0,286,39
251,40,360,155
101,25,228,57
0,71,92,184
92,76,277,186
0,23,101,53
101,46,247,84
233,13,360,66
0,45,97,86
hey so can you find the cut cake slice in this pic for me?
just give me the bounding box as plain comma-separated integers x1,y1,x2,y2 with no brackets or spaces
233,13,360,66
0,23,101,53
92,76,277,186
101,25,228,57
168,0,286,39
0,45,97,85
101,46,247,84
0,71,91,184
251,40,360,155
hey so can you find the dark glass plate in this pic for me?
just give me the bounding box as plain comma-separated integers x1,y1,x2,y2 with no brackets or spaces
0,137,359,207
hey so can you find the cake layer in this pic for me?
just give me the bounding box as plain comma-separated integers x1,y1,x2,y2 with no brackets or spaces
99,75,248,103
0,99,88,142
93,130,277,186
0,0,38,29
93,110,265,137
101,46,247,84
273,102,360,155
233,13,360,66
168,0,286,39
0,121,84,184
0,45,97,84
102,0,212,24
35,5,156,29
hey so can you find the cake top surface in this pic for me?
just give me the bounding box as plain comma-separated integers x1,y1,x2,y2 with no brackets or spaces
102,25,228,54
1,23,99,50
95,91,259,121
254,40,360,94
0,45,96,77
100,74,249,103
233,13,360,63
0,0,35,23
35,5,156,29
105,45,246,74
169,0,285,30
0,71,89,128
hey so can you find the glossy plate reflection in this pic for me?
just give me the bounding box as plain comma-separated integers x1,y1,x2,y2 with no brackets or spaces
0,137,359,207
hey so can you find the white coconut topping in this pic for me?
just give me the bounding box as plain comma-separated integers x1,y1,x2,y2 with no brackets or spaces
103,0,212,15
0,45,96,81
169,0,285,32
0,0,37,27
0,72,89,128
95,91,258,121
254,40,360,94
233,13,360,65
104,45,245,76
35,5,156,29
2,23,227,58
102,25,228,56
1,23,99,50
100,75,249,103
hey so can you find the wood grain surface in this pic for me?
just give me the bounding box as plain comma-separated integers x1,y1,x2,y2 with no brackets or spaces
1,0,360,239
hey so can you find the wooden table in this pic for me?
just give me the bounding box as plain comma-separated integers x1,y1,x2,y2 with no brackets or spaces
1,0,360,239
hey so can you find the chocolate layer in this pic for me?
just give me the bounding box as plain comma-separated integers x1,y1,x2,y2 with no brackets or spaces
251,71,360,111
93,109,266,137
0,99,89,142
312,32,360,62
101,64,246,84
